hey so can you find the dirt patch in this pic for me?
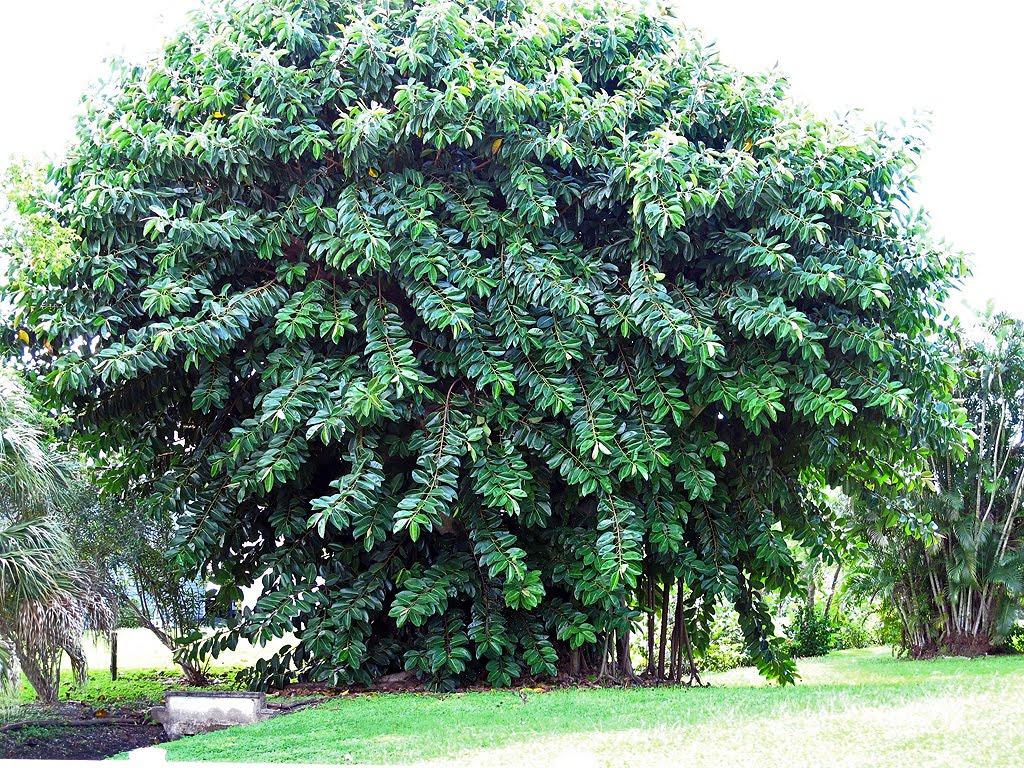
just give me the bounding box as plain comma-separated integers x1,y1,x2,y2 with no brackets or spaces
910,634,994,660
0,722,166,760
0,702,166,760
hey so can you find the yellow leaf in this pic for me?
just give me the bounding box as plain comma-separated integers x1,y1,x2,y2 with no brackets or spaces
491,137,503,154
212,111,227,119
368,167,380,178
742,137,753,152
17,329,30,344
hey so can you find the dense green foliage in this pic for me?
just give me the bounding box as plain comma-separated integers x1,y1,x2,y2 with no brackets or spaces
693,605,749,673
9,0,965,689
1003,623,1024,654
828,607,878,651
848,313,1024,657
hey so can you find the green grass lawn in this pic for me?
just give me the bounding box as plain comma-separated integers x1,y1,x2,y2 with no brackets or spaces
156,648,1024,768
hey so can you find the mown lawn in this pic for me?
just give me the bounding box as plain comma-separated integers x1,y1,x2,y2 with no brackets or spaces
156,648,1024,767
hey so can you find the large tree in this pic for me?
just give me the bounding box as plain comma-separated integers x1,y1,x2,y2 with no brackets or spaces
9,0,965,688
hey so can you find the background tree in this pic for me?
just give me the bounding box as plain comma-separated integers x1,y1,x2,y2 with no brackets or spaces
63,492,212,685
9,0,966,689
848,313,1024,657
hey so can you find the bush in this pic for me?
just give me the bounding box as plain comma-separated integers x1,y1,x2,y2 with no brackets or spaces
999,623,1024,654
787,605,833,657
830,608,880,650
13,0,966,691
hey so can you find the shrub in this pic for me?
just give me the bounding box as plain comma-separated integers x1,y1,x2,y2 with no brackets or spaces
999,623,1024,654
787,605,833,657
830,609,879,650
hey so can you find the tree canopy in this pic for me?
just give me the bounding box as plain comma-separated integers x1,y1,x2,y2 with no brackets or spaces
8,0,966,688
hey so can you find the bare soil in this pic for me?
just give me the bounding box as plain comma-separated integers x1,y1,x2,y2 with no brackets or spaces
0,701,166,760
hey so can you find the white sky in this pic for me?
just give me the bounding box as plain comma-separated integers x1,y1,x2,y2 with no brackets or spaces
1,0,1021,318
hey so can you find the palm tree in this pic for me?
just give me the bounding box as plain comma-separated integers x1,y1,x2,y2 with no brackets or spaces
0,367,113,705
849,313,1024,657
844,524,947,656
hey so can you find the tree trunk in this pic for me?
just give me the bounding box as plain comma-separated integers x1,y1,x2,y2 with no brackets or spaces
671,578,685,684
569,648,581,677
110,632,118,682
0,634,19,695
16,646,58,705
678,609,703,686
177,656,211,687
645,590,655,677
657,581,670,681
54,652,61,701
805,560,818,612
823,564,842,619
126,602,210,686
597,633,611,680
617,629,637,683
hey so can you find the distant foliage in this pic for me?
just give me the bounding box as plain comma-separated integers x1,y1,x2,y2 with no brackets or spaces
829,609,878,651
787,605,833,657
1001,624,1024,654
9,0,965,690
696,606,750,673
61,493,214,685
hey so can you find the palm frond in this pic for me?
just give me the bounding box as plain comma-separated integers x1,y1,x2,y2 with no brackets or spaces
0,367,76,513
0,517,78,607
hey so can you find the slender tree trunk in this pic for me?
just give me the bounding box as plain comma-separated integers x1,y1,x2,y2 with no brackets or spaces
645,575,655,677
657,581,670,681
126,601,210,686
678,611,702,686
109,632,118,682
597,632,611,680
805,560,818,612
823,564,842,619
671,578,685,684
617,628,639,684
